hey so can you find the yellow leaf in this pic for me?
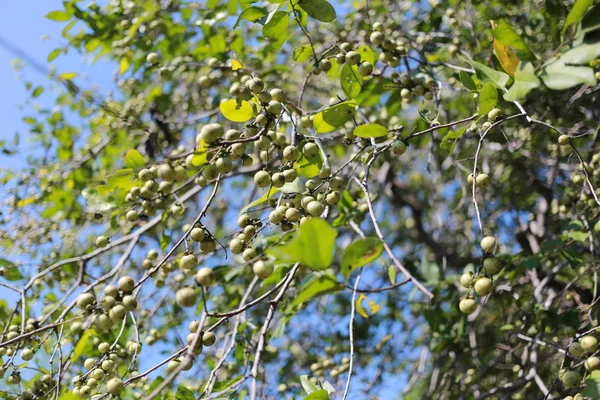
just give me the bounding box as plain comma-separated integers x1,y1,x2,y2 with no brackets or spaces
232,59,244,71
220,99,254,122
368,299,381,315
59,72,78,80
356,293,369,319
493,39,519,76
119,57,130,75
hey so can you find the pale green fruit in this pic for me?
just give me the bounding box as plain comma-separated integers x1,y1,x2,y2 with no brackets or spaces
118,276,135,293
106,378,124,396
202,331,216,346
561,370,581,388
359,62,374,76
303,142,319,157
267,100,283,115
243,247,257,261
253,259,274,279
459,272,474,288
585,356,600,370
459,298,477,314
283,145,299,162
146,52,160,64
91,368,105,380
569,342,585,358
190,227,206,242
475,173,490,188
247,78,264,93
158,163,176,181
580,335,598,353
474,277,493,296
370,31,384,45
96,235,109,248
21,348,34,361
487,108,502,122
345,51,361,65
200,239,217,253
195,267,215,286
392,142,407,155
238,214,251,228
272,172,285,188
230,239,244,254
558,134,570,146
254,170,271,188
176,287,197,308
326,191,341,205
95,314,113,330
126,210,138,222
270,88,284,101
199,123,224,143
285,208,301,222
76,293,96,310
283,168,298,182
480,236,497,254
319,59,332,72
269,209,284,224
98,342,110,354
122,295,138,311
180,254,198,270
109,304,126,321
306,201,324,217
84,358,96,370
483,257,501,274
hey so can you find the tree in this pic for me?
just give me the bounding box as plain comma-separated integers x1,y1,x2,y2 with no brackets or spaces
3,0,600,398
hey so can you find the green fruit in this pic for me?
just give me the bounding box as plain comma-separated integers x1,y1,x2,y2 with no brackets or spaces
370,31,384,45
253,259,274,279
475,173,490,188
21,348,33,361
158,163,176,181
106,378,124,396
285,208,301,222
146,52,160,64
216,156,233,174
359,62,374,76
102,359,115,371
459,272,473,288
238,214,251,228
190,227,206,242
569,342,585,357
480,236,497,254
269,209,284,224
326,191,341,205
254,170,271,188
345,51,361,65
243,247,257,261
272,172,285,188
247,78,264,93
109,304,126,321
176,287,197,308
558,134,570,145
585,356,600,370
98,342,110,354
474,277,493,296
306,201,324,217
195,267,215,286
283,145,299,162
202,331,216,346
580,335,598,353
392,142,407,155
483,257,501,274
91,368,105,380
126,210,138,222
180,254,198,270
95,314,113,330
561,370,581,388
230,239,245,254
76,292,96,310
267,100,283,115
199,123,224,143
84,358,96,370
303,142,319,157
200,239,217,253
122,295,137,311
118,276,135,293
487,108,502,122
96,235,109,248
459,298,477,314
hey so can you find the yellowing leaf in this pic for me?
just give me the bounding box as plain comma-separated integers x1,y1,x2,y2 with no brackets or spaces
59,72,78,80
356,293,369,318
220,99,254,122
232,59,244,71
124,149,146,168
493,39,519,76
119,57,130,75
353,123,388,138
368,299,381,315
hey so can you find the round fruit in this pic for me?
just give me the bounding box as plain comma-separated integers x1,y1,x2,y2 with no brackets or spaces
200,239,217,253
95,236,109,248
285,208,301,222
126,210,138,222
475,173,490,188
253,259,274,279
199,123,224,143
558,134,570,146
76,292,96,310
98,342,110,354
585,356,600,370
267,100,283,115
483,257,501,274
561,370,581,388
230,239,244,254
176,287,197,308
195,267,215,286
243,247,257,261
202,331,216,346
21,348,33,361
370,31,384,45
109,304,126,321
190,227,206,242
91,368,105,380
569,342,585,358
106,378,124,396
580,335,598,353
392,142,407,155
180,254,198,270
118,276,135,293
306,201,324,217
146,52,160,64
345,51,361,65
359,62,374,77
480,236,497,254
303,142,319,157
459,298,477,314
254,170,271,188
459,272,474,288
474,277,493,296
122,295,138,311
487,108,502,122
84,358,96,370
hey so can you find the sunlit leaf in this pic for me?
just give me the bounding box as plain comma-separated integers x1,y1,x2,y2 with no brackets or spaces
220,99,254,122
353,123,387,138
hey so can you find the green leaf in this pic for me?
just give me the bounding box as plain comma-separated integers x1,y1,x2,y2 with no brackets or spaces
463,58,509,89
340,64,363,99
234,6,268,28
353,123,388,138
119,57,130,75
298,0,336,23
124,149,146,169
71,329,95,363
492,19,536,60
211,374,243,392
313,100,357,133
303,389,329,400
267,218,337,270
59,72,78,80
295,150,323,178
341,237,384,279
262,11,289,40
148,377,165,400
220,99,254,122
46,10,71,21
563,0,593,35
160,233,171,253
293,44,314,62
32,86,44,98
503,62,541,102
48,48,62,62
175,385,195,400
540,60,596,90
440,126,467,155
3,264,23,281
301,375,319,394
478,82,498,116
558,42,600,65
523,254,543,270
356,45,375,65
286,274,343,310
459,71,477,91
240,187,280,214
387,264,396,284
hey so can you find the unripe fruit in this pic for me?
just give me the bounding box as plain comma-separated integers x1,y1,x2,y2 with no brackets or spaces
21,348,33,361
585,356,600,370
146,52,160,64
243,247,257,261
98,342,110,354
459,272,474,288
102,359,115,371
483,257,501,274
475,173,490,188
203,331,216,346
195,267,215,286
480,236,497,254
474,277,493,296
253,259,274,279
84,358,96,370
190,227,206,242
254,170,271,188
269,209,284,224
459,298,477,314
109,304,126,321
467,173,475,184
267,100,283,115
303,142,319,157
487,108,502,122
106,378,124,396
283,145,299,162
359,62,374,76
118,276,135,293
370,31,384,45
158,163,176,181
558,134,571,146
96,236,109,248
326,191,341,205
91,368,105,380
345,51,361,65
95,314,113,330
283,169,298,182
561,370,581,388
306,201,324,217
180,254,198,270
199,123,224,143
270,88,284,101
285,207,301,222
126,210,138,222
392,141,407,155
216,156,233,174
230,239,244,254
272,172,285,188
77,292,95,310
176,287,197,308
122,295,137,311
569,342,585,357
580,335,598,353
200,239,217,253
247,78,264,93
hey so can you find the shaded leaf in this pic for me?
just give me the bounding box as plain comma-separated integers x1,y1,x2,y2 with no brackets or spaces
293,44,314,62
478,82,498,116
563,0,594,35
340,64,363,98
493,19,535,60
463,58,509,89
353,123,387,138
262,11,289,39
341,237,384,279
459,71,477,91
298,0,336,23
233,6,268,28
313,100,357,133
